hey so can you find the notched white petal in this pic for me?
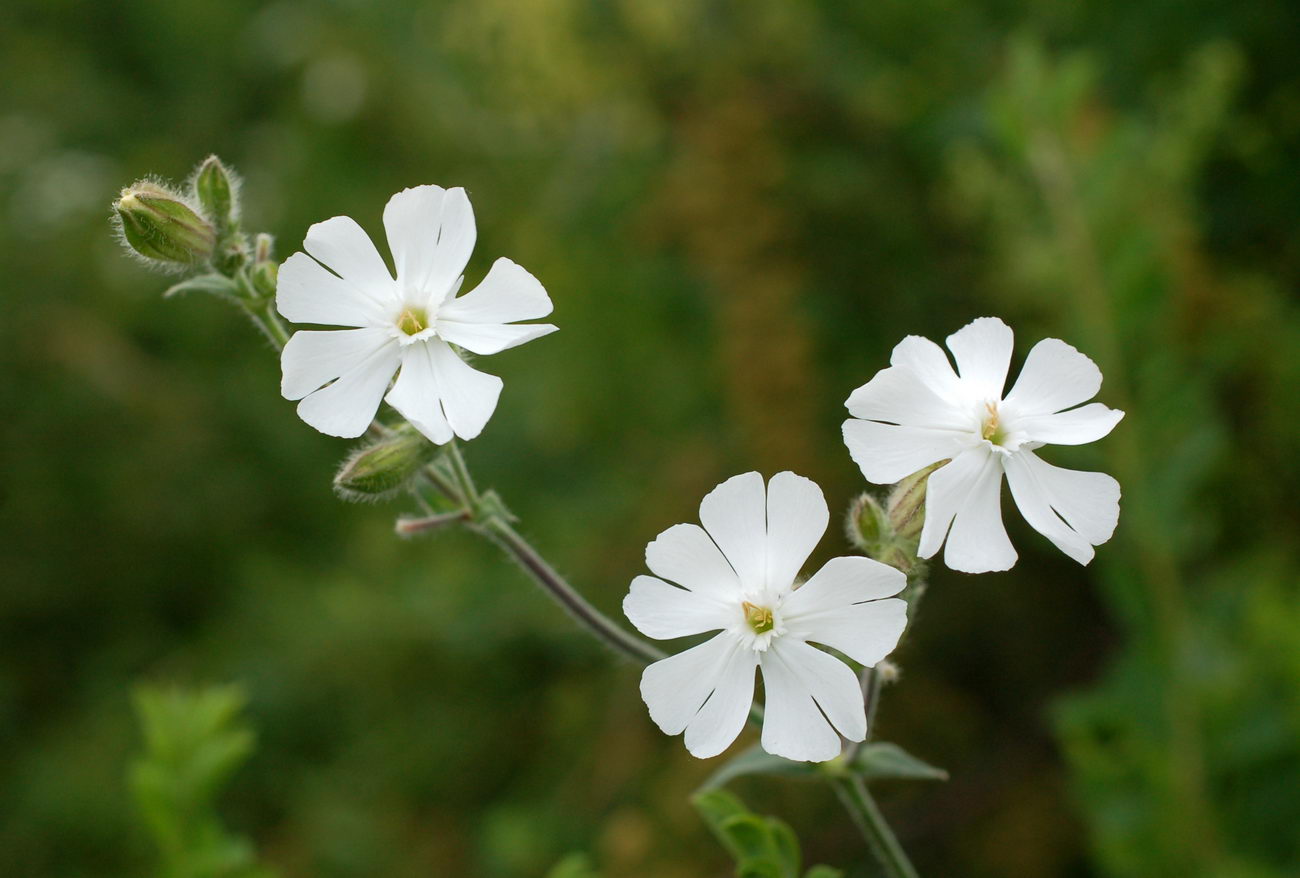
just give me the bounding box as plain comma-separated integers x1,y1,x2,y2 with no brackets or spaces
842,419,962,485
437,257,554,325
623,575,732,640
435,320,558,356
764,472,829,593
644,523,741,600
698,472,768,592
1004,337,1104,416
303,215,394,297
945,316,1014,399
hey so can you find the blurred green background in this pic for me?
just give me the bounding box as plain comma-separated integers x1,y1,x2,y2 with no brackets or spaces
2,0,1299,876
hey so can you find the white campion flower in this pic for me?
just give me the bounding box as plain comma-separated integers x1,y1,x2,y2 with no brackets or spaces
276,186,557,443
842,317,1123,574
624,472,908,763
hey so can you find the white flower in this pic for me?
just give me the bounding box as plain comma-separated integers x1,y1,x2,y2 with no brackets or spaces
842,317,1124,574
624,472,908,762
276,186,557,443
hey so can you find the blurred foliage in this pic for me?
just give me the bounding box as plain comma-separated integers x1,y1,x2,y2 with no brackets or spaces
694,789,843,878
1,0,1298,876
131,685,277,878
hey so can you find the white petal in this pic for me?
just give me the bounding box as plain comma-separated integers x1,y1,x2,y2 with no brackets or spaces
382,185,447,293
422,187,476,308
437,258,554,325
1004,451,1120,565
683,640,758,758
759,639,864,762
426,339,502,440
645,523,742,601
281,327,395,400
383,342,454,445
946,317,1013,399
1015,403,1124,446
917,447,1018,573
435,320,558,355
623,575,733,640
303,216,395,298
1003,337,1103,416
294,339,400,438
782,557,907,666
941,452,1017,574
890,335,965,402
764,472,828,592
698,472,768,592
844,365,968,431
276,253,389,328
842,419,965,485
640,634,756,758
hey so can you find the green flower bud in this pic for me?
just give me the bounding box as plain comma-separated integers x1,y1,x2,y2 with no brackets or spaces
846,491,890,555
192,155,239,234
114,182,216,266
334,430,436,501
885,460,946,543
250,233,278,297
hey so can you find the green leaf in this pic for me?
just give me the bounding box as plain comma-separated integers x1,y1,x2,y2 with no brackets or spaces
547,853,601,878
699,743,821,791
693,789,824,878
850,742,948,782
163,272,240,300
803,866,845,878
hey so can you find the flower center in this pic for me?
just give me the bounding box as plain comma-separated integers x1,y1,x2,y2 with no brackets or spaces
396,306,429,336
742,601,775,634
980,401,1007,446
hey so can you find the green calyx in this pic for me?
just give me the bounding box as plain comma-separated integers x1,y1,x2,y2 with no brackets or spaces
115,182,216,265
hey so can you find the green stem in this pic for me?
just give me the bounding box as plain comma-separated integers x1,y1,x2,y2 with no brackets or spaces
475,515,664,665
831,774,919,878
445,439,480,504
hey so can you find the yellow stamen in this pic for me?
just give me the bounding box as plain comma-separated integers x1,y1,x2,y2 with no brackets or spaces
981,401,1001,441
396,306,428,336
743,601,774,634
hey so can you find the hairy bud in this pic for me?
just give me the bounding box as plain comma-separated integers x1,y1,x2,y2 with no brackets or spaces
114,182,216,266
334,430,436,501
192,155,239,234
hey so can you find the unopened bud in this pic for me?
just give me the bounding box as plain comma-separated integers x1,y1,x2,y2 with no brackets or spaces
192,155,239,233
251,234,278,297
334,430,436,500
885,460,945,543
846,492,890,555
115,182,216,266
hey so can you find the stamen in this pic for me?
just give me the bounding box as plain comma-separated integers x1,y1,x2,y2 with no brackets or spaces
742,601,775,634
981,401,1001,441
396,306,428,336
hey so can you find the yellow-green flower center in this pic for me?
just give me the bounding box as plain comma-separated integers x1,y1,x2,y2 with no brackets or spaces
743,601,775,634
981,401,1006,445
396,306,429,336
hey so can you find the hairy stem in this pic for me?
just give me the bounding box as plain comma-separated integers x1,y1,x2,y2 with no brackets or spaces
831,774,920,878
475,515,665,665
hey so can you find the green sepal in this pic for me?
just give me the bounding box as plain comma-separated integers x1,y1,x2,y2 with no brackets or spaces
849,741,948,783
163,273,240,301
700,743,820,791
334,429,438,502
115,182,216,265
193,155,239,234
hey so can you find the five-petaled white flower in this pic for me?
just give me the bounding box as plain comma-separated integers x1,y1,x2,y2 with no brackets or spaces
842,317,1123,574
624,472,908,762
276,186,557,443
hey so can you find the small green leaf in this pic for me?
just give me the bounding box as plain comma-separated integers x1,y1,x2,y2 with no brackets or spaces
850,742,948,782
700,744,821,791
803,866,845,878
163,273,240,301
547,853,600,878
